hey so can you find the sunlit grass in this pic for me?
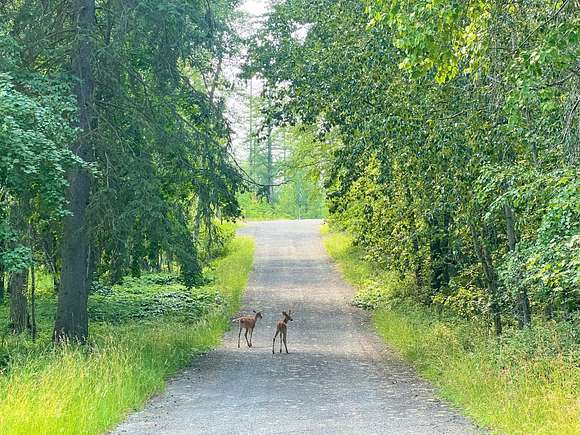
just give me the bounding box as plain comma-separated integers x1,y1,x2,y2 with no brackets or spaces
373,309,579,434
0,236,255,435
322,225,579,435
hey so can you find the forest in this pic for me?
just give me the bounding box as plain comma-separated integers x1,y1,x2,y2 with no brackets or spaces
244,1,579,431
0,0,257,432
246,0,579,330
0,0,578,434
1,0,247,340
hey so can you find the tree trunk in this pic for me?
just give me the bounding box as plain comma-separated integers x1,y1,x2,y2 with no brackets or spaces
470,223,502,335
9,270,29,334
53,0,96,343
30,263,37,341
87,243,99,289
266,126,273,202
428,211,451,292
166,252,173,272
405,188,423,288
248,80,255,175
0,258,4,303
193,199,204,243
148,239,160,272
503,202,531,327
41,230,60,293
109,242,126,285
9,201,29,333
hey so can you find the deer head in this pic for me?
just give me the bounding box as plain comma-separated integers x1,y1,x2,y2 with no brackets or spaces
282,310,293,322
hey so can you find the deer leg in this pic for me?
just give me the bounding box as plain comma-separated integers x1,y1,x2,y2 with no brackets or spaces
283,332,289,354
272,330,279,354
249,328,253,347
280,331,283,353
244,329,250,347
238,325,242,348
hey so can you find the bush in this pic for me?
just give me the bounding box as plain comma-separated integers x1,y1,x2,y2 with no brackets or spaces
0,236,255,435
373,305,579,434
89,290,223,323
324,226,579,434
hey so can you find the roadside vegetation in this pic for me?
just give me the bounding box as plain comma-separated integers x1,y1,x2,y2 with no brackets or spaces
323,228,578,434
238,184,326,220
0,235,254,435
249,2,579,431
1,1,257,431
238,126,327,220
1,0,578,433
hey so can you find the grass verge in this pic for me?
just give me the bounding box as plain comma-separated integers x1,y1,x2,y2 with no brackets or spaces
0,236,255,435
322,226,579,435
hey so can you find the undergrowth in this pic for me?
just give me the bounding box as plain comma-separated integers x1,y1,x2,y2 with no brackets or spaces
322,225,579,435
0,236,255,435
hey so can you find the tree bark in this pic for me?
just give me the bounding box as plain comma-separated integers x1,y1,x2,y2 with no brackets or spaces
9,201,29,333
0,256,4,303
148,239,160,272
503,202,532,327
470,223,502,335
428,211,451,291
41,230,60,293
9,270,29,334
53,0,96,343
30,263,37,341
405,188,423,288
248,80,255,174
109,242,126,285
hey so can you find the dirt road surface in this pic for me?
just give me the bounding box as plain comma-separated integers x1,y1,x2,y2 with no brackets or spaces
113,220,477,435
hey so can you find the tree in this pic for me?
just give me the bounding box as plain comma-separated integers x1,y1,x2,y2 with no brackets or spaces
53,0,97,343
245,0,579,331
2,0,245,340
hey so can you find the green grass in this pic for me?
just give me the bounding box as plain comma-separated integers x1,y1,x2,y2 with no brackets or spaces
0,236,255,435
322,225,579,435
237,191,326,221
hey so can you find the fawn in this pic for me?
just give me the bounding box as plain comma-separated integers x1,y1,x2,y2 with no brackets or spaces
272,310,293,354
233,310,262,348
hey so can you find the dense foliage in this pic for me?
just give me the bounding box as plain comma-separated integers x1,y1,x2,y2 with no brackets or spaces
239,88,326,219
246,0,579,331
323,229,578,434
0,235,254,434
0,0,244,340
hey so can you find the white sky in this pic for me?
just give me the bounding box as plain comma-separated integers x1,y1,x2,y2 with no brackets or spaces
227,1,270,159
238,0,270,16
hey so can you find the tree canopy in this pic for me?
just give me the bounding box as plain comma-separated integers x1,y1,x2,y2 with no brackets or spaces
1,0,246,340
246,0,579,331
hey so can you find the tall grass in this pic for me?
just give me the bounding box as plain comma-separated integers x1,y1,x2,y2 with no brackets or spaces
0,236,255,435
322,226,579,435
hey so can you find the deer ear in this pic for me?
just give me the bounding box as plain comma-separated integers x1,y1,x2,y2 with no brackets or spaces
252,310,256,313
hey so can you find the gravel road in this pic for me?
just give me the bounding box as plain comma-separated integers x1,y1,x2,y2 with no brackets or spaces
113,219,477,435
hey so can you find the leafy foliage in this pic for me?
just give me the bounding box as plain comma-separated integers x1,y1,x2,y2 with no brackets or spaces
325,227,578,434
0,72,80,273
0,236,255,434
0,0,246,337
89,283,223,323
246,0,579,329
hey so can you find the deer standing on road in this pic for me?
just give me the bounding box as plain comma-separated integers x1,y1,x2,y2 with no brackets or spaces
233,310,262,348
273,310,293,354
